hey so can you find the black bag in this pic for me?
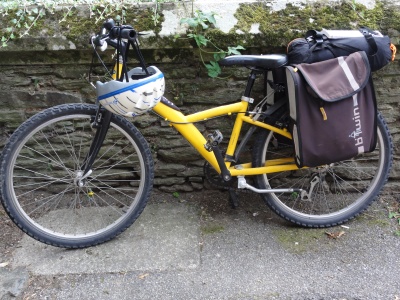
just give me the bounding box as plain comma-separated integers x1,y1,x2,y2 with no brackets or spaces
287,27,394,71
286,51,377,168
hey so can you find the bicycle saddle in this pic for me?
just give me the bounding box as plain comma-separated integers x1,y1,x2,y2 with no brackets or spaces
219,54,288,69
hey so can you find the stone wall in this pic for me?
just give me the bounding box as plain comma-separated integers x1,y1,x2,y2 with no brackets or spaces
0,0,399,192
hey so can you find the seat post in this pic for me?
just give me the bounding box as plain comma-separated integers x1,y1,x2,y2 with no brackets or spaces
243,69,261,97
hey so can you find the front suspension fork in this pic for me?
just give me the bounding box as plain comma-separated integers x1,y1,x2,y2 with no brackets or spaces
81,106,112,176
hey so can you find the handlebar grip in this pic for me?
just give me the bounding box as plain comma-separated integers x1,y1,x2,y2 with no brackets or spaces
91,21,137,48
109,26,137,40
121,28,137,39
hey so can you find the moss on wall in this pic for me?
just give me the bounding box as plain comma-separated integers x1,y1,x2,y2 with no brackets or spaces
2,0,399,53
185,0,400,54
60,6,163,47
232,0,398,46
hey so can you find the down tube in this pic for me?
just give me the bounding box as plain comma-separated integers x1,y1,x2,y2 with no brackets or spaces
152,102,221,172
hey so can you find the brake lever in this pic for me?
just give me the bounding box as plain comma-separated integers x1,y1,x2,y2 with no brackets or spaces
91,33,109,51
100,40,108,51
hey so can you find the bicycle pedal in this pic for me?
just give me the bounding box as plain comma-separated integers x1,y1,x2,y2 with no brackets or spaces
204,130,223,152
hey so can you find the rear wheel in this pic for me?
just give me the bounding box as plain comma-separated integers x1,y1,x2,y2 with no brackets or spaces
252,112,393,227
0,104,154,248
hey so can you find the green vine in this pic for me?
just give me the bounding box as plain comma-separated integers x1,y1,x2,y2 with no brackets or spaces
1,2,46,48
180,10,245,78
151,0,173,26
1,1,243,78
0,0,175,48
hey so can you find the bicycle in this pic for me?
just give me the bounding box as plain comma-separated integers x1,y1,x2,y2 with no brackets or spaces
0,19,393,248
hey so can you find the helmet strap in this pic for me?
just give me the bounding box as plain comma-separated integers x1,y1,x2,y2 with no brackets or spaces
129,39,150,76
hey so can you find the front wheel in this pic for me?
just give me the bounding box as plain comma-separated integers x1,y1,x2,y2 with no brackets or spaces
0,104,154,248
252,112,393,227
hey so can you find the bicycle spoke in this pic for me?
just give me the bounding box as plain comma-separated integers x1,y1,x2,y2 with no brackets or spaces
20,185,75,216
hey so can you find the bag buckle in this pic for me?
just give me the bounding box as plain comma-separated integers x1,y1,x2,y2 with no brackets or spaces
305,30,324,45
314,33,324,45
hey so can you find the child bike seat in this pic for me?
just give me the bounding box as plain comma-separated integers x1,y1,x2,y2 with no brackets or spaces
219,54,288,69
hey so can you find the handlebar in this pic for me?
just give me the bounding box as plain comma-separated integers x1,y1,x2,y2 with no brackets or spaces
90,18,149,80
109,26,137,40
91,19,137,49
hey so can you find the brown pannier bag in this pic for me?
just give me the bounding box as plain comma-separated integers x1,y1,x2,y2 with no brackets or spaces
286,51,377,168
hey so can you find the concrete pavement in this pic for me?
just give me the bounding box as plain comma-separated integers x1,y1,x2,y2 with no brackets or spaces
1,190,400,299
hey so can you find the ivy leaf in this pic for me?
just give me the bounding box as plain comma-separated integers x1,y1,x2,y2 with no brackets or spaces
193,34,207,47
213,52,226,61
202,12,217,27
199,20,209,30
205,61,221,78
10,33,15,39
180,17,198,28
227,45,245,55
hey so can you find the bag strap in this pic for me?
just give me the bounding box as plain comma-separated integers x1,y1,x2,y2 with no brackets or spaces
359,27,379,55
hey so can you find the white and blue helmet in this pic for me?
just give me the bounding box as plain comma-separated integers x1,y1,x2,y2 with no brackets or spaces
96,66,165,117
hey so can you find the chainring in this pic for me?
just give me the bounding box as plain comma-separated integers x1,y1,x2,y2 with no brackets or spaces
203,161,237,190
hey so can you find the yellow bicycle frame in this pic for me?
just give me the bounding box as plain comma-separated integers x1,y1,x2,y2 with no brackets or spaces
152,98,299,177
109,56,298,177
112,61,123,80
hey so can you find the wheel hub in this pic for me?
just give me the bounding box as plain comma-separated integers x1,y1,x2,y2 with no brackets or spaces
74,169,92,187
